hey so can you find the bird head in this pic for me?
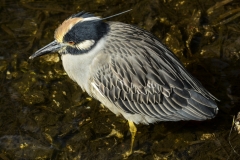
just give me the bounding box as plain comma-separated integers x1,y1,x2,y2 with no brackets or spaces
29,12,109,59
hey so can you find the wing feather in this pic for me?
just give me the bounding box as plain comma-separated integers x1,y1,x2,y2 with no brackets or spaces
91,22,218,123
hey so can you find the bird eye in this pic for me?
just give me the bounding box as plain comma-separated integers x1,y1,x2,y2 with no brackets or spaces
68,41,75,45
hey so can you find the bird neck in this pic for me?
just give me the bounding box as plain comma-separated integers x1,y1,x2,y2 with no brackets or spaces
61,37,107,93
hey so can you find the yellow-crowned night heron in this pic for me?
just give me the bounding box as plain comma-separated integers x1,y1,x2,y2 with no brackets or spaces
30,11,218,157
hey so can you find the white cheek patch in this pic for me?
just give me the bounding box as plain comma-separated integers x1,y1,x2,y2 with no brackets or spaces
75,40,95,50
82,17,101,22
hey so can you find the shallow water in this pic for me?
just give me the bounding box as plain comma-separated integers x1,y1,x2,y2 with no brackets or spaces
0,0,240,159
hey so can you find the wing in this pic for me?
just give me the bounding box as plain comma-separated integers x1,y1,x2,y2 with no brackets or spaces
91,22,218,122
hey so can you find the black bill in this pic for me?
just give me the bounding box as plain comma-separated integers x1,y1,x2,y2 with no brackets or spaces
29,40,62,59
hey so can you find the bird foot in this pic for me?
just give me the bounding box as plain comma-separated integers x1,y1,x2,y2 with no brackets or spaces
122,150,132,159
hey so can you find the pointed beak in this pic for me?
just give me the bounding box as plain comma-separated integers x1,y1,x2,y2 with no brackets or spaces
29,40,63,59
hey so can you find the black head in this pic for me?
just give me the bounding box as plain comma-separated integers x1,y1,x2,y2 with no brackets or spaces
29,12,109,59
61,16,109,55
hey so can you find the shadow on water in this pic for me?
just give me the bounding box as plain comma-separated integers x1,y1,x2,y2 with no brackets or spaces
0,0,240,159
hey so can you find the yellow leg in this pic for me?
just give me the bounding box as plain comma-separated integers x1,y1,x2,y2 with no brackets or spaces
123,120,137,158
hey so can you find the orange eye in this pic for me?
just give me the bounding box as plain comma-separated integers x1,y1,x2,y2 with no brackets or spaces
68,41,75,45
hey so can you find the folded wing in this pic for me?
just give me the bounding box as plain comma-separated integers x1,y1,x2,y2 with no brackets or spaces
92,22,218,122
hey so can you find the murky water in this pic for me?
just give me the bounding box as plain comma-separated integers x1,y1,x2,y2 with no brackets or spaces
0,0,240,159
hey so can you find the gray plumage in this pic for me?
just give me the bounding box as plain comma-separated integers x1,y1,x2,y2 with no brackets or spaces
30,14,218,125
88,22,218,124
